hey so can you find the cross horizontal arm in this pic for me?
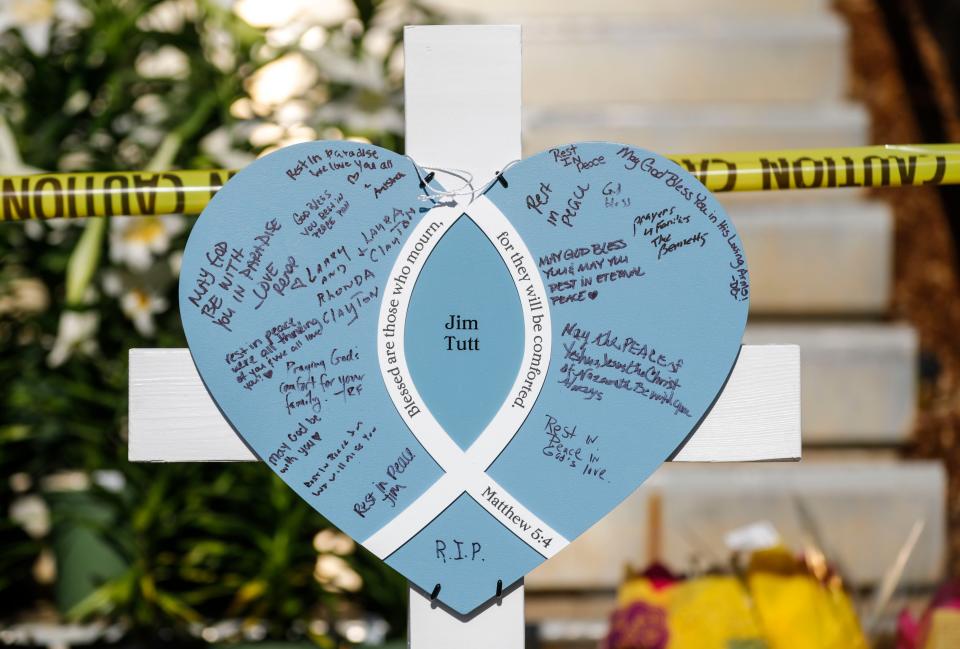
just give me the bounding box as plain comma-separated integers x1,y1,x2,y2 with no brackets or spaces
128,345,800,463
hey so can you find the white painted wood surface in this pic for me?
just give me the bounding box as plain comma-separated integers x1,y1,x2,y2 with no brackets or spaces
404,25,525,648
129,345,800,463
745,323,916,443
409,581,525,649
404,25,522,185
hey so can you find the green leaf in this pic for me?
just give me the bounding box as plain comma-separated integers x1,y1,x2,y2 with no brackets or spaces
65,217,106,306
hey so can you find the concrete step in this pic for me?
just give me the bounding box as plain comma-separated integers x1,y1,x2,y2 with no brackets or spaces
523,102,869,155
527,460,945,591
728,197,893,315
424,0,831,18
516,16,848,105
744,323,918,444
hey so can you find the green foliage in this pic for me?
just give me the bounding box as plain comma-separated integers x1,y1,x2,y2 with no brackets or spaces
0,0,439,642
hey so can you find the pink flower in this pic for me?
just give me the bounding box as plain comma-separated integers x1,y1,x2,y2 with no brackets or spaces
602,601,669,649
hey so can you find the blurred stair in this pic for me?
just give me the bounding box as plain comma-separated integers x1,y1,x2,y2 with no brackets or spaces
520,16,848,105
732,197,893,314
424,0,831,18
525,102,870,154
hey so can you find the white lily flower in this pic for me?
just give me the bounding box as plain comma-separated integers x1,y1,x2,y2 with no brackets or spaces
33,549,57,584
313,529,355,555
101,269,124,298
0,0,89,56
136,0,196,33
299,25,327,51
234,0,355,29
120,288,168,337
203,22,235,72
109,215,186,271
58,150,93,171
47,309,99,367
200,127,256,171
0,115,40,175
10,495,50,538
248,121,285,147
103,271,172,336
133,94,170,124
135,44,190,79
0,277,50,315
169,250,183,276
245,52,318,106
314,554,363,592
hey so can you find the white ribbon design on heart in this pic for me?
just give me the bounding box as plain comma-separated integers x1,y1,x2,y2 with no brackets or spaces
363,195,569,560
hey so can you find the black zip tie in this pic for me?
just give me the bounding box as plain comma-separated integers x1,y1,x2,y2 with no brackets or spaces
495,171,509,188
418,171,436,189
430,583,441,600
496,579,503,598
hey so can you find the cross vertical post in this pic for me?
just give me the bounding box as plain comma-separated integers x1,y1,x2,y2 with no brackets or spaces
402,25,525,649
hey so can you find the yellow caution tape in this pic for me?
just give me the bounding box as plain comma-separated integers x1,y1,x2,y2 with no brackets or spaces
2,144,958,221
674,143,960,192
0,169,237,221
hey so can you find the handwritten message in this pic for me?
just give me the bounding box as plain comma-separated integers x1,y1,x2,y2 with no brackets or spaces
557,321,690,416
536,239,645,305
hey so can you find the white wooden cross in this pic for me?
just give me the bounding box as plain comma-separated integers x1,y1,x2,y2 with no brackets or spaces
129,25,801,648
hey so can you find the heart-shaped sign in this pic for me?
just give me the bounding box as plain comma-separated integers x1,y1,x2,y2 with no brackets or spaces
179,140,749,614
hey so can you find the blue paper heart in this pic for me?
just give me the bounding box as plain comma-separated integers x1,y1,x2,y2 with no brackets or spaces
179,140,749,614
